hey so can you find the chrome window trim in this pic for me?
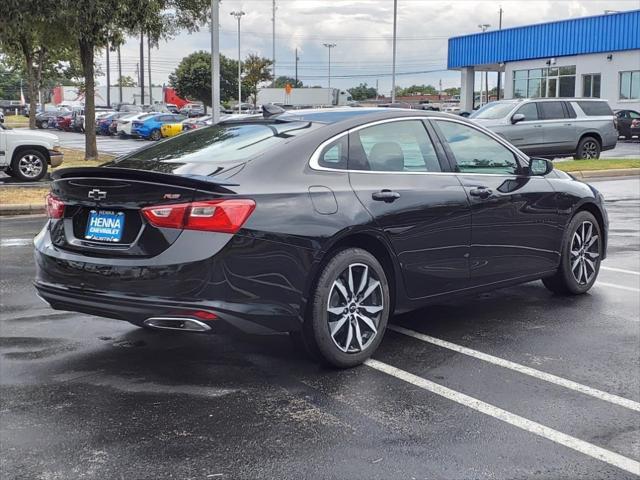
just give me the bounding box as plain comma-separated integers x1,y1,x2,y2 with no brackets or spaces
308,116,530,177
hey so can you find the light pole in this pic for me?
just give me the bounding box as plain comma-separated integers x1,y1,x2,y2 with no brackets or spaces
272,0,277,82
231,11,245,114
391,0,398,103
211,0,220,123
478,24,490,107
323,43,336,106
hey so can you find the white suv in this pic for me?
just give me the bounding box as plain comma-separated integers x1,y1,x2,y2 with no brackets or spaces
0,123,64,181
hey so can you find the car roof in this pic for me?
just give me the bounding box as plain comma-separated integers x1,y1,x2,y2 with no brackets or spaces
274,107,457,125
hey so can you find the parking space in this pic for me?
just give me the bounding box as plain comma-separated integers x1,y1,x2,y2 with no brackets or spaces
0,177,639,479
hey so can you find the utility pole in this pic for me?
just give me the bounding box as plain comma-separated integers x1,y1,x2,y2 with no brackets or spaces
139,31,145,105
496,6,503,100
272,0,276,82
106,40,111,107
117,45,123,104
376,79,379,100
148,36,152,105
294,48,299,87
231,11,245,114
391,0,398,103
323,43,336,106
478,24,490,106
211,0,220,123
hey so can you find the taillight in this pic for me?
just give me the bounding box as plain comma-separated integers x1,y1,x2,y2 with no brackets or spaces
632,119,640,128
45,193,64,219
141,199,255,233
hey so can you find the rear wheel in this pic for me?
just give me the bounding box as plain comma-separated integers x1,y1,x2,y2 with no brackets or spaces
301,248,390,368
542,211,602,295
41,120,49,129
10,149,48,182
574,136,601,160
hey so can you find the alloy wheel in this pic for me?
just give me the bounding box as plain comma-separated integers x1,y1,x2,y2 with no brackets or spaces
326,263,383,353
581,141,598,159
570,221,600,285
18,154,44,179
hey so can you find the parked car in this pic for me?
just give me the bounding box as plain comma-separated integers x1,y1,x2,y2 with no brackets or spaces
131,113,186,140
182,115,213,130
96,112,129,136
36,109,70,129
614,109,640,140
114,103,143,113
115,113,152,137
0,111,4,124
0,122,63,181
180,103,205,117
160,122,185,138
34,108,608,367
56,113,74,131
470,98,618,159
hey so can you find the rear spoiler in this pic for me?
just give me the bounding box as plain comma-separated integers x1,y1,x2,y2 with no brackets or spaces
51,167,238,193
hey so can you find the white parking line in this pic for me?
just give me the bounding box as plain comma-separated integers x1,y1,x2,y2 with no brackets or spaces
365,359,640,475
597,282,640,293
388,325,640,412
601,266,640,276
0,238,32,247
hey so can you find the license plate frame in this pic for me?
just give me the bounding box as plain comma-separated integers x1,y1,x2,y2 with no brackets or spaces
84,210,125,243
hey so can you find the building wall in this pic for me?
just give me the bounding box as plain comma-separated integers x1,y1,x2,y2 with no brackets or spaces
503,50,640,111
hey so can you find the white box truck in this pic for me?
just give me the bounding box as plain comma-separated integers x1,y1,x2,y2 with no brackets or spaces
257,88,352,107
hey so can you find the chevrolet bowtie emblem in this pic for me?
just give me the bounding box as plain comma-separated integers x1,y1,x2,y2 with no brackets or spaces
88,189,107,200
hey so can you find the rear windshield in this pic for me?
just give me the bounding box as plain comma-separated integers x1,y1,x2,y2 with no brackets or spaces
106,122,314,174
577,101,613,116
469,102,518,120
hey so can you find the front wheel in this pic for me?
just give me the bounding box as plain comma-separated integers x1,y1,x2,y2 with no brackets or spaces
150,129,162,141
543,211,602,295
10,149,48,182
302,248,390,368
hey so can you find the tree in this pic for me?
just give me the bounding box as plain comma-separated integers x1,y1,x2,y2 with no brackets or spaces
169,51,239,107
348,82,377,101
0,61,22,100
444,87,461,96
398,84,438,96
273,76,303,88
116,75,137,87
242,54,273,109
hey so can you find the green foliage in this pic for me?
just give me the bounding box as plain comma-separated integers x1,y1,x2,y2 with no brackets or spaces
169,51,239,106
348,83,377,101
0,62,22,100
116,75,137,87
242,54,273,108
444,87,461,96
397,84,438,96
273,76,303,88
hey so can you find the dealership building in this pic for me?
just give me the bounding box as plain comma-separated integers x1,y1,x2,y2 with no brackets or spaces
448,9,640,112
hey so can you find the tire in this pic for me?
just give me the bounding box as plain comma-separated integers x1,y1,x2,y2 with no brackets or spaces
10,149,48,182
574,136,601,160
150,129,162,141
3,168,16,178
301,248,390,368
542,211,602,295
41,120,49,129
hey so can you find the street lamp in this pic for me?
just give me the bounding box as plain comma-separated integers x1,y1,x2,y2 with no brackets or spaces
391,0,398,103
210,0,220,123
231,11,245,114
323,43,336,106
478,24,491,107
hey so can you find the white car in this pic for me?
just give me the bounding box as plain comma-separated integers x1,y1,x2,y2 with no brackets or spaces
116,113,153,137
0,123,63,181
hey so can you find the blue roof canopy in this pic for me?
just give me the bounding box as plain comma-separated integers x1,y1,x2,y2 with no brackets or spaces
448,10,640,69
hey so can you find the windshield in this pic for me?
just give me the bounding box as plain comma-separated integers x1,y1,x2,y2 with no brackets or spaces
105,122,315,175
470,102,517,120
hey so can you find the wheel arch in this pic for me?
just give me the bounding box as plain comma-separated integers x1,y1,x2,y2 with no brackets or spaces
578,131,602,148
11,145,51,165
574,200,607,259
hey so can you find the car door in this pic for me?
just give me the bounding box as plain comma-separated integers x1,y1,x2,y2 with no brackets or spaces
502,102,545,154
432,118,561,286
0,126,6,168
538,101,575,155
347,118,472,299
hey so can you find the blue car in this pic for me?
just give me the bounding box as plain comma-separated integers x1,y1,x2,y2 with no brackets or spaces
95,112,128,136
131,113,186,140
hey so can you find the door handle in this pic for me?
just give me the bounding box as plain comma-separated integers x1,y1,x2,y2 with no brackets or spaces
372,189,401,203
469,186,493,199
533,124,543,128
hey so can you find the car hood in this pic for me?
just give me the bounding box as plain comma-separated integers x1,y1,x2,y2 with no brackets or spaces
10,129,59,144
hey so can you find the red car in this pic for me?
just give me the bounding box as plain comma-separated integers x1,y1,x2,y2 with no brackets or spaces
56,114,73,131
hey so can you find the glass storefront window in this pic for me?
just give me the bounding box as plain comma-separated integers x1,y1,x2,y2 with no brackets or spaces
619,71,640,100
559,76,576,97
513,65,576,98
582,74,601,98
559,66,576,75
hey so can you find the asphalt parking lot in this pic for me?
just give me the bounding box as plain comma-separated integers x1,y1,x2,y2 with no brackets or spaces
0,177,639,479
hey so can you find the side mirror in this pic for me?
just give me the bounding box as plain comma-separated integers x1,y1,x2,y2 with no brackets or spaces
529,157,553,176
511,113,525,124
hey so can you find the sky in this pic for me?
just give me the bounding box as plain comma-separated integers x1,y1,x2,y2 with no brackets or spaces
95,0,640,96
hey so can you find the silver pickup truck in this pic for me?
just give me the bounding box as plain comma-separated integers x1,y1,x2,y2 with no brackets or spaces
470,98,618,159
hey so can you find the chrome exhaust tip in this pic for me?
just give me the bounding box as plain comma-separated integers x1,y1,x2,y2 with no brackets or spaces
143,317,212,332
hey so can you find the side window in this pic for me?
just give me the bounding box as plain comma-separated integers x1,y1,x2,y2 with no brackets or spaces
629,111,640,119
351,120,441,172
318,136,348,169
515,103,539,121
539,102,566,120
436,121,519,175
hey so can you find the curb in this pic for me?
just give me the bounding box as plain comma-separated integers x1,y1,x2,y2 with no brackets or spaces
0,204,46,215
569,168,640,179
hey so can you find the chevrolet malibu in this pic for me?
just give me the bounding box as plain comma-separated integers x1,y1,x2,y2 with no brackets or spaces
34,108,608,368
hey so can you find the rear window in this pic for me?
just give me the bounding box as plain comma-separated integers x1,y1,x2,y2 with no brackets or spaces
577,101,613,116
107,122,315,174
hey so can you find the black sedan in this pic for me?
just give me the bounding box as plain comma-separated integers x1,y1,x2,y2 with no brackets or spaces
614,109,640,139
34,108,608,367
